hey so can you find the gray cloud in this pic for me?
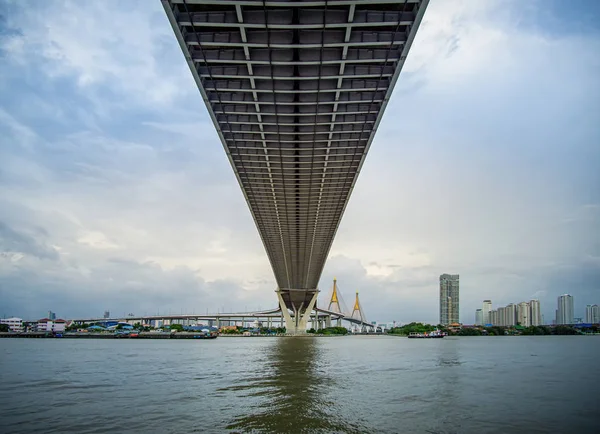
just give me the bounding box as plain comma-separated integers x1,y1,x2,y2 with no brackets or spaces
0,221,58,261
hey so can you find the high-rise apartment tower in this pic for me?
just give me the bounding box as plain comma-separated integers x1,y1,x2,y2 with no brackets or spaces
482,300,492,325
440,274,460,325
585,304,599,324
529,299,542,326
475,309,483,326
517,302,530,327
556,294,574,325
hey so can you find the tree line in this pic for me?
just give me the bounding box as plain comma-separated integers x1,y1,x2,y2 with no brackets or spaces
387,322,597,336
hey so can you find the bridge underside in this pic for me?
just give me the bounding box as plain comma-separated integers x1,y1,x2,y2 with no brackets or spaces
162,0,428,329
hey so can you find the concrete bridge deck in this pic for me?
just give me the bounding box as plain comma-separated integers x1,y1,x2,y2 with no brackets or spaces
161,0,428,331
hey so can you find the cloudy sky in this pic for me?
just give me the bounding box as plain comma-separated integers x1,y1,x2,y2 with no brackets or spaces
1,0,598,324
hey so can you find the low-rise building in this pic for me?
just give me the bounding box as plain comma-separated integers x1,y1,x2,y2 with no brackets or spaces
37,318,67,333
0,317,23,332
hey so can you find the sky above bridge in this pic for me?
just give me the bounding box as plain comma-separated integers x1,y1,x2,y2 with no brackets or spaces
1,0,599,324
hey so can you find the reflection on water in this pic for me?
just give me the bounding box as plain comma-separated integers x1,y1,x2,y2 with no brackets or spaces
227,337,363,434
436,339,462,368
431,340,471,432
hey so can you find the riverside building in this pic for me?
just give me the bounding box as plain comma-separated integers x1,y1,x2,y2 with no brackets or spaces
585,304,599,324
556,295,574,325
475,309,483,326
0,317,23,332
440,274,460,325
517,302,530,327
482,300,492,325
530,299,542,326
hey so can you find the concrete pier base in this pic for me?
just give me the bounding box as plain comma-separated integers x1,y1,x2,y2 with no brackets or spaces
276,290,319,335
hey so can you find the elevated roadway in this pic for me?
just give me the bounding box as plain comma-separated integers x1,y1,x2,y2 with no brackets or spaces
71,307,372,329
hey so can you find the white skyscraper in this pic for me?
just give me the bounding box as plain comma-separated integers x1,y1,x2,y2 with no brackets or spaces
490,310,498,326
475,309,483,326
529,300,542,326
497,307,506,326
482,300,492,325
585,304,599,324
504,304,517,326
517,302,530,327
557,295,574,325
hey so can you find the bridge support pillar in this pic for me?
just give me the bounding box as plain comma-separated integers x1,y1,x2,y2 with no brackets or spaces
276,290,319,335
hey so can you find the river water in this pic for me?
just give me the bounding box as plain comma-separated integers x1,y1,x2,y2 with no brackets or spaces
1,336,598,433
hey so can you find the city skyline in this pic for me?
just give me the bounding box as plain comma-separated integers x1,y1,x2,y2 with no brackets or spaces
1,0,599,324
473,295,600,326
4,288,600,327
2,277,599,327
2,274,599,326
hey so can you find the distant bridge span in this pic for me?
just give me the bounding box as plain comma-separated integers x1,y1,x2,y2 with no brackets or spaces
72,307,371,329
161,0,429,332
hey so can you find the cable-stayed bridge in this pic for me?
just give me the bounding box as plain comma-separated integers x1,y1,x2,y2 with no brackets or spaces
72,279,372,331
161,0,429,332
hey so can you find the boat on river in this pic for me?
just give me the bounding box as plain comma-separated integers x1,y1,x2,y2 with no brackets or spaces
407,330,445,339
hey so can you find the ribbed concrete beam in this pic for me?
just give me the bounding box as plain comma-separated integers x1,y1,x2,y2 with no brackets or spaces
161,0,429,313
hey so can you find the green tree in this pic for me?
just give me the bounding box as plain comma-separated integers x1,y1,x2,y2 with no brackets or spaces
0,324,9,332
437,325,449,334
459,327,481,336
522,326,550,335
553,325,577,335
320,326,348,335
170,324,184,332
67,322,89,331
388,322,437,335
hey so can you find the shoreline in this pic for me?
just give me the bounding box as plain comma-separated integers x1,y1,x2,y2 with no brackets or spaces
0,332,354,339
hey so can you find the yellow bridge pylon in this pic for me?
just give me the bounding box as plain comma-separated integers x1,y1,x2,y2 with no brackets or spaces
324,279,370,329
350,291,367,324
326,278,348,315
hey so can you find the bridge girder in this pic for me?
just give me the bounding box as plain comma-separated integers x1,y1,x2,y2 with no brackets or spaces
162,0,429,316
